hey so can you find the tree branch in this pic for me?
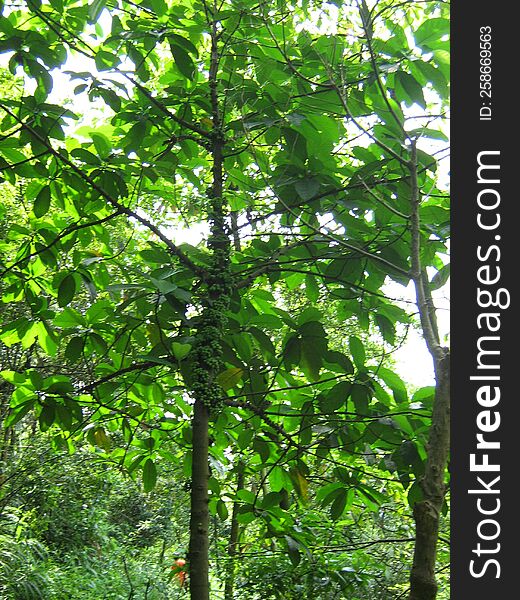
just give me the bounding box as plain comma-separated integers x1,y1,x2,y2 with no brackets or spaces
0,102,205,277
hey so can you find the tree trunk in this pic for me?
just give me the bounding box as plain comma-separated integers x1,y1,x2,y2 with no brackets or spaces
409,352,450,600
189,399,210,600
408,141,450,600
187,9,229,600
224,464,244,600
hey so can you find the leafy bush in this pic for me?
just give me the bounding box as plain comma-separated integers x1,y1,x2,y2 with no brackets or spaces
0,533,52,600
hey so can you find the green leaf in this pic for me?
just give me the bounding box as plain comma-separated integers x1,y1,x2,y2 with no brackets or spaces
33,185,51,218
89,332,107,355
26,59,53,98
249,314,283,328
289,467,309,503
412,386,435,409
39,402,56,430
97,88,122,113
414,18,449,49
330,488,348,520
142,458,157,492
237,427,254,450
5,401,35,428
283,336,301,370
372,367,407,404
65,336,85,362
171,342,192,361
396,72,426,108
305,274,319,302
216,499,228,521
284,535,301,567
408,127,448,142
56,403,73,430
316,482,343,506
269,466,289,492
95,50,119,72
1,370,27,385
375,314,395,345
90,132,112,158
253,437,271,463
88,0,106,22
407,480,423,508
169,42,196,80
349,336,365,369
295,177,320,201
168,33,198,56
93,427,111,450
430,263,450,290
300,339,322,381
282,128,307,162
36,322,58,356
260,491,282,509
412,60,448,98
150,0,168,15
140,247,171,264
58,274,77,307
28,370,44,389
324,351,355,374
70,148,102,165
319,381,352,413
54,308,85,328
236,489,256,504
351,383,370,413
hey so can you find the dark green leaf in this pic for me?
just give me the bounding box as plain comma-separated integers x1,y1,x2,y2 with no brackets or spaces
330,488,348,520
396,72,426,108
33,185,51,218
375,314,395,345
5,401,35,427
285,536,301,567
351,383,370,413
142,458,157,492
407,480,423,508
300,339,322,381
169,42,196,80
39,402,56,430
295,177,320,201
58,274,77,307
319,381,352,413
65,336,85,362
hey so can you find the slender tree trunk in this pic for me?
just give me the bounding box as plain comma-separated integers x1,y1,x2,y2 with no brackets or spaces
224,464,244,600
189,400,210,600
409,353,450,600
408,141,450,600
188,8,229,600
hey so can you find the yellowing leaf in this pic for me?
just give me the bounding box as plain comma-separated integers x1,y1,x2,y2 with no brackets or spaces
290,467,309,503
216,367,243,391
93,427,111,451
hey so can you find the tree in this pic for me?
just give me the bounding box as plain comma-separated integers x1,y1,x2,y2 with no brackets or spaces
0,1,449,598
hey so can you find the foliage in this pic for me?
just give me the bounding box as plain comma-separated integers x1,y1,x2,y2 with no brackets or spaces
0,0,450,597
